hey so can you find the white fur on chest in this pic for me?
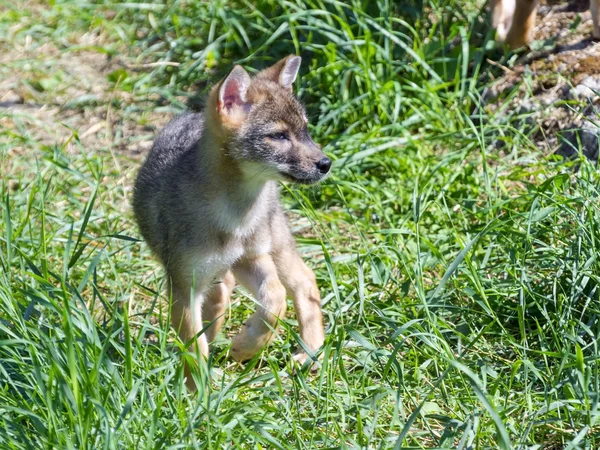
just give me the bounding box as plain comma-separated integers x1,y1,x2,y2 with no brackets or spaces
185,183,274,288
209,197,262,237
205,241,244,273
187,241,244,291
208,183,271,238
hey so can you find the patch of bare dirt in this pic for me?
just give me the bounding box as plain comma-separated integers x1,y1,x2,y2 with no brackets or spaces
484,0,600,159
0,28,168,161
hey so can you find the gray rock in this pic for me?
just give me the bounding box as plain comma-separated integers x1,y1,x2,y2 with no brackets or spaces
557,105,600,160
0,90,22,107
573,76,600,100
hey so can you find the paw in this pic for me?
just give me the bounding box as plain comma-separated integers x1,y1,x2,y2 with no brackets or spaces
292,351,320,375
230,323,273,362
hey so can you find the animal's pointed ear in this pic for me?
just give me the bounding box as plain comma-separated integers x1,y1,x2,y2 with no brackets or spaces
218,65,251,114
256,55,302,89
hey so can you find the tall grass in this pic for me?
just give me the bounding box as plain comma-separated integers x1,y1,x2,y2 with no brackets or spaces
1,0,599,448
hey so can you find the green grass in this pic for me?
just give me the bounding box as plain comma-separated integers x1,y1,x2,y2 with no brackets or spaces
1,0,600,448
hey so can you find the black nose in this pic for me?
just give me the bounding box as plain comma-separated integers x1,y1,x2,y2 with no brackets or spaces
316,157,332,174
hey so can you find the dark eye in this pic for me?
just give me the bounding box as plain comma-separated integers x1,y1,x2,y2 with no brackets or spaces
268,132,289,141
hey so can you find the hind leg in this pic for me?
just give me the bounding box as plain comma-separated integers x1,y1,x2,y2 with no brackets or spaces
591,0,600,39
496,0,539,49
202,271,235,343
169,279,209,391
492,0,515,43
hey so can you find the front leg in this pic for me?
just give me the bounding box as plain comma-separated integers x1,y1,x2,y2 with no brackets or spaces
231,255,287,362
272,248,325,367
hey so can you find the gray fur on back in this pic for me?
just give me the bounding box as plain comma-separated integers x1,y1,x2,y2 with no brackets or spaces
133,113,206,262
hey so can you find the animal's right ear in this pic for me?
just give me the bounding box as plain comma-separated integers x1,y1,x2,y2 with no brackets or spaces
218,65,251,118
255,55,301,90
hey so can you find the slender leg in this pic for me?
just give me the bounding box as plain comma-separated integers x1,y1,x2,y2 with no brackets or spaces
507,0,538,49
230,255,287,362
591,0,600,39
202,271,235,343
169,278,208,391
492,0,515,43
272,248,325,367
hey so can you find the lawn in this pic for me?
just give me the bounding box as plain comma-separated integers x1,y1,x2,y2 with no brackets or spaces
1,0,600,448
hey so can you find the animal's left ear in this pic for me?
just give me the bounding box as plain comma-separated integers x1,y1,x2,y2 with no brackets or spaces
256,55,302,90
218,65,251,113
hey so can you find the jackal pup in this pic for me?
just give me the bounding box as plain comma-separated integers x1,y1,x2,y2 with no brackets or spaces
133,56,330,388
